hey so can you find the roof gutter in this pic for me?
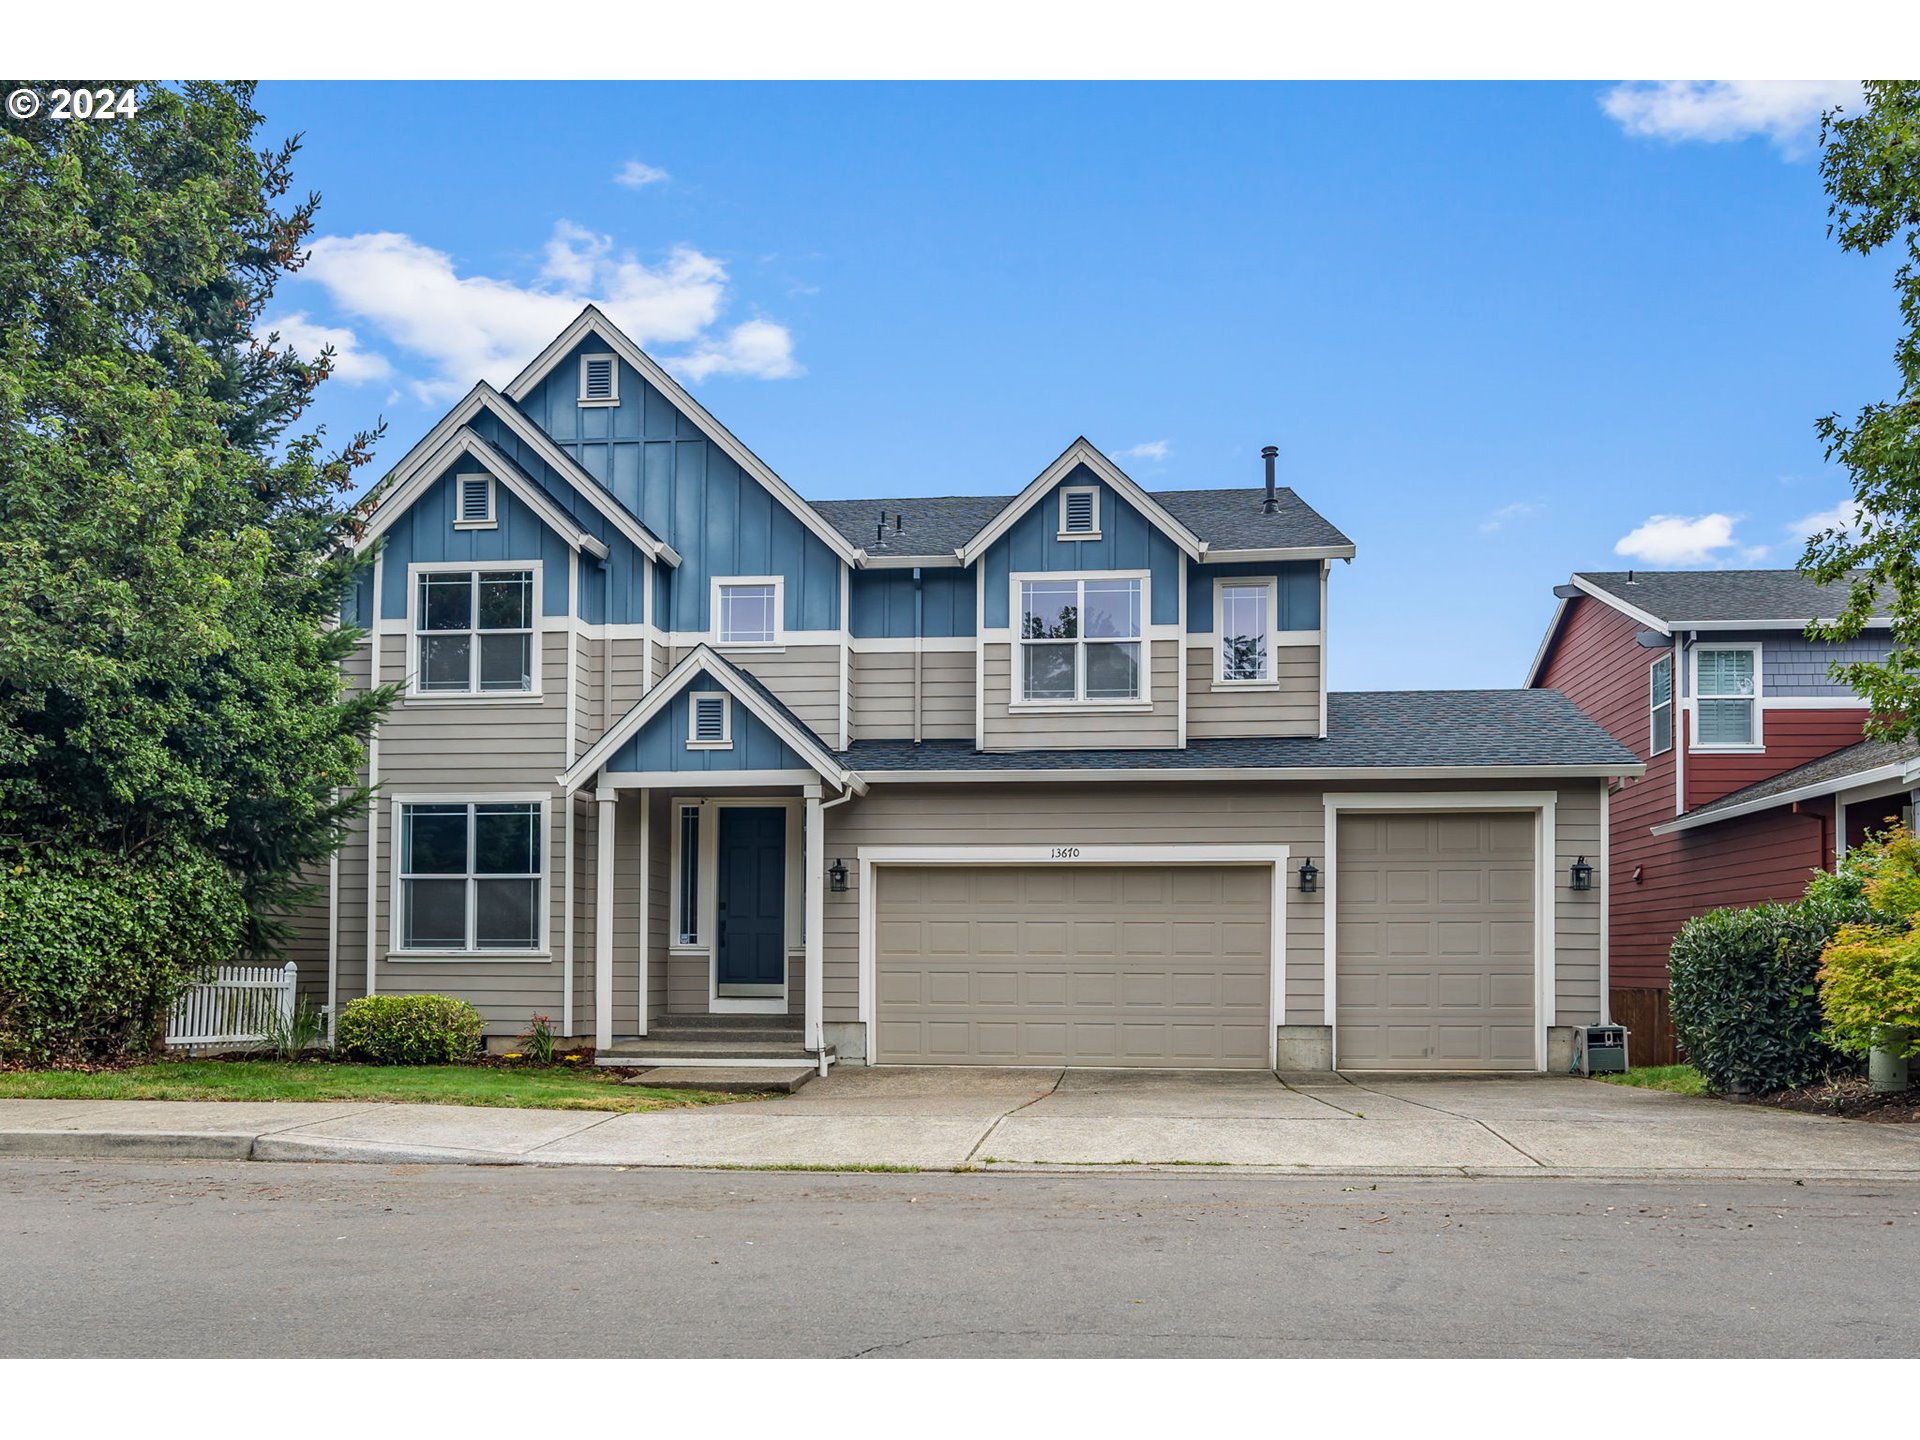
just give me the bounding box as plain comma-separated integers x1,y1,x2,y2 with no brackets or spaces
1650,758,1920,835
855,762,1646,785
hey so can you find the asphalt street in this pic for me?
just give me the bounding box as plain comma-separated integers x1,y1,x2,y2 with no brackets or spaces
4,1159,1917,1357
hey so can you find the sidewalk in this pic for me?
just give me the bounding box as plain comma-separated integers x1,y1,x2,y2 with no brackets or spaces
7,1070,1920,1176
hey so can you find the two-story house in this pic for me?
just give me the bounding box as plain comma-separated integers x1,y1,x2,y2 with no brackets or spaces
290,305,1640,1075
1529,569,1918,1063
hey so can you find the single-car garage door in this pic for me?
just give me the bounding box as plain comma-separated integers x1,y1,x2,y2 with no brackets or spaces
1335,812,1536,1071
874,865,1271,1067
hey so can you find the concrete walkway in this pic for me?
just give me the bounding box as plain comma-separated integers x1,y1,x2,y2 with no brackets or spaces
5,1070,1920,1176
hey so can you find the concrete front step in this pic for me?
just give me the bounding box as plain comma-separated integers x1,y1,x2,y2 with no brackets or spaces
619,1065,817,1094
596,1043,833,1068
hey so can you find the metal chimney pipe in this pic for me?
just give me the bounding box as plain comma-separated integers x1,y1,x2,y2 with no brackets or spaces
1261,445,1279,515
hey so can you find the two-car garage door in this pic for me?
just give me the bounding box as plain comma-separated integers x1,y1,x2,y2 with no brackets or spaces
874,865,1272,1068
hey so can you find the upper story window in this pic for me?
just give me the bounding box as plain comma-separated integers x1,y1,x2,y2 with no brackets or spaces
1019,576,1142,703
578,353,618,406
1694,645,1758,749
1649,653,1673,757
1218,580,1273,682
1057,485,1101,540
687,693,733,749
398,800,542,952
415,568,536,695
454,474,495,529
714,578,781,647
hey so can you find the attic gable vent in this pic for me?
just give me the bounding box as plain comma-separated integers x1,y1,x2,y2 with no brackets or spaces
579,354,618,406
1058,485,1100,539
688,693,732,748
455,474,495,528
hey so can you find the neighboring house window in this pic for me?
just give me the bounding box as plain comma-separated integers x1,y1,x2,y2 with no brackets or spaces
715,579,780,646
578,353,618,406
1649,653,1673,756
1057,485,1100,539
1695,646,1758,747
399,801,541,952
688,693,732,748
1218,581,1271,682
416,569,535,694
676,805,700,945
454,474,495,528
1020,577,1142,702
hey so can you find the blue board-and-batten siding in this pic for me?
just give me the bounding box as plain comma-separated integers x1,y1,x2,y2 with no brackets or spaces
605,686,810,774
376,464,575,619
518,335,842,635
848,567,978,638
980,468,1182,628
1186,560,1321,633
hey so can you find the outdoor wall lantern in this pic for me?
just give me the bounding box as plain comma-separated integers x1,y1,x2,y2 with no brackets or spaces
1297,857,1318,894
1569,856,1594,891
828,857,849,893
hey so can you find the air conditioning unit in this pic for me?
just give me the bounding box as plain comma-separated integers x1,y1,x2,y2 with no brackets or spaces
1572,1024,1629,1076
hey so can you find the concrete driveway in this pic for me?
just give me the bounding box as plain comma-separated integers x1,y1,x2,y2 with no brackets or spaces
6,1070,1920,1175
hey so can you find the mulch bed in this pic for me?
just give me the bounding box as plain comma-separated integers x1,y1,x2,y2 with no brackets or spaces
1753,1073,1920,1123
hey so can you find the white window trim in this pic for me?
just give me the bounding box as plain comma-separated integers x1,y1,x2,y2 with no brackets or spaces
406,560,543,700
687,691,734,750
711,574,786,650
386,794,551,959
1689,643,1763,752
1056,484,1102,541
577,352,619,407
670,795,804,1015
1213,576,1280,688
1648,653,1674,758
453,473,497,530
1010,570,1149,707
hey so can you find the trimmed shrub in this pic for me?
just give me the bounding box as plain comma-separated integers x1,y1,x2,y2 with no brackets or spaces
335,994,484,1065
1815,826,1920,1060
1669,898,1853,1093
0,844,248,1066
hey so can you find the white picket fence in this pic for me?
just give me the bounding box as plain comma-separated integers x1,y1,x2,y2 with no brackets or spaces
166,962,298,1050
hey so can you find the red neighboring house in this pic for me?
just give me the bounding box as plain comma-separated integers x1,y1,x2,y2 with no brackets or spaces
1529,570,1917,1063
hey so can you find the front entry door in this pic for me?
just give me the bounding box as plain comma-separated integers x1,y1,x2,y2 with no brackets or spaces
717,807,786,996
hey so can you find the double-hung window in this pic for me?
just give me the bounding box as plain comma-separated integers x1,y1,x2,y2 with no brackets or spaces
1218,581,1271,682
716,580,779,646
1694,646,1758,748
1648,653,1673,756
1019,576,1142,702
399,801,542,952
416,569,535,694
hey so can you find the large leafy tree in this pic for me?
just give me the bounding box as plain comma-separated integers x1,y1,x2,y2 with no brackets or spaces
0,80,394,948
1802,81,1920,733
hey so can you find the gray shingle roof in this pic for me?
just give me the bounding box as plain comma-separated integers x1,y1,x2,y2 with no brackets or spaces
809,485,1352,558
1668,735,1920,827
1575,570,1883,625
840,689,1638,773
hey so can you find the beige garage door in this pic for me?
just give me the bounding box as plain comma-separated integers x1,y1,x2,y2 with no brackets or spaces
1335,812,1536,1071
874,865,1271,1068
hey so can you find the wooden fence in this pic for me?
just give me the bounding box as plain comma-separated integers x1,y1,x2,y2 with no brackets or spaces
166,962,297,1050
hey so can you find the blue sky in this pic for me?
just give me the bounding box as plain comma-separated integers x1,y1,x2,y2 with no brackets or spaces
261,80,1894,690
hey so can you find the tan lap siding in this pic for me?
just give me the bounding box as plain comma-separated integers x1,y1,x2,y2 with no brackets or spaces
1183,642,1320,739
850,650,913,740
980,639,1180,751
1552,783,1602,1025
672,642,841,742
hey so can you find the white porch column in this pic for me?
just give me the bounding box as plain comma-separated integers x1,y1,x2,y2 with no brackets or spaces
594,787,617,1053
636,788,650,1038
805,784,825,1069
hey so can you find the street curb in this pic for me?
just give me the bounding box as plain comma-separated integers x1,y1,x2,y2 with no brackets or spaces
0,1131,257,1161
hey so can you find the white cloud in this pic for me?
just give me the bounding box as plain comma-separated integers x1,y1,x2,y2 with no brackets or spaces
1119,440,1170,463
299,224,796,402
1788,500,1871,540
1479,501,1542,534
614,159,670,189
1613,512,1769,566
1600,81,1861,157
256,310,391,384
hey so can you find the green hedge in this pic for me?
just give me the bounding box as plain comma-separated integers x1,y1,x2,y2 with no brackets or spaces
1669,893,1857,1093
335,994,484,1064
0,844,248,1066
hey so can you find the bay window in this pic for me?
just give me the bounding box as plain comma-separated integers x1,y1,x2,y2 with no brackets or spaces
399,801,542,952
1019,576,1142,702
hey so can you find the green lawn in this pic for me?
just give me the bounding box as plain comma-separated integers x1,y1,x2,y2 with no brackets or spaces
1597,1063,1707,1096
0,1059,750,1113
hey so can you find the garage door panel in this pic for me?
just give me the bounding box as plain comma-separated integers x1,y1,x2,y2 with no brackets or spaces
1337,813,1536,1072
876,865,1271,1068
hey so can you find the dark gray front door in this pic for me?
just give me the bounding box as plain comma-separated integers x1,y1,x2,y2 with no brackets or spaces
717,807,786,991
